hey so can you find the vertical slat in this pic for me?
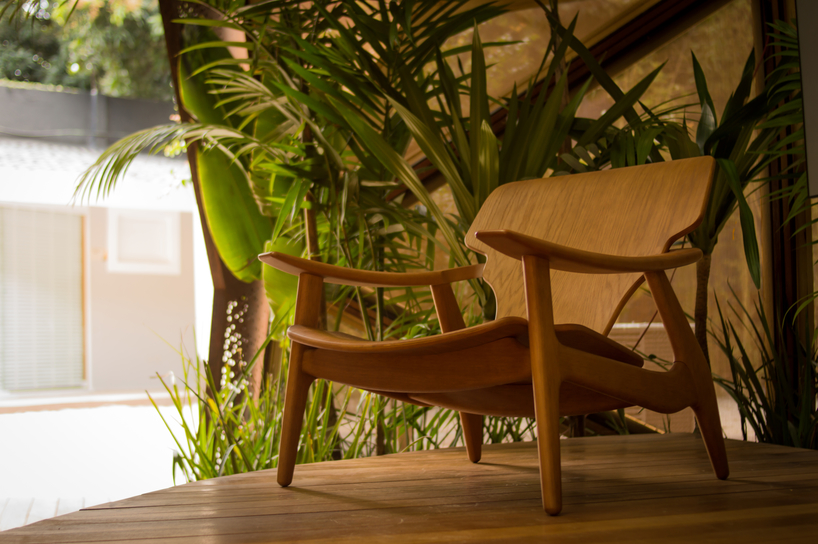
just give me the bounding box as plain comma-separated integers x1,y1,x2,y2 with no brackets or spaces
0,498,33,531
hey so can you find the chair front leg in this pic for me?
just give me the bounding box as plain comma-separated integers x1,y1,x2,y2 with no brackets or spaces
645,271,729,480
277,342,314,486
522,255,563,515
278,273,323,487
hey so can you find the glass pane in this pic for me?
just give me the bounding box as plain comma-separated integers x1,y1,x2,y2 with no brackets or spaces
575,0,756,435
409,0,653,162
448,0,652,102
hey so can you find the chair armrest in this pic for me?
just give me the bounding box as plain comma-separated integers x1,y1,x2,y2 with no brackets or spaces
259,252,484,287
474,230,701,274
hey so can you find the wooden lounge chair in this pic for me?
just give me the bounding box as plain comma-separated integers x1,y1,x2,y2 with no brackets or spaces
259,156,729,515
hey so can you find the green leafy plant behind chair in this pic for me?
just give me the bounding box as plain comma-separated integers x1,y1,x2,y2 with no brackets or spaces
711,291,817,450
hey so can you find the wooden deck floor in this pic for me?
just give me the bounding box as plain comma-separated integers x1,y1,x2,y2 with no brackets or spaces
2,434,817,543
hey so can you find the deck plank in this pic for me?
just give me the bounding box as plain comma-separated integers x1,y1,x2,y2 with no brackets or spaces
1,435,816,543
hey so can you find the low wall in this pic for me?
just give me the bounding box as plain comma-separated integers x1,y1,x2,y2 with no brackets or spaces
0,84,176,148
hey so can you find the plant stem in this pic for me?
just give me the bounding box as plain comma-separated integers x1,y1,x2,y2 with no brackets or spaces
695,253,712,365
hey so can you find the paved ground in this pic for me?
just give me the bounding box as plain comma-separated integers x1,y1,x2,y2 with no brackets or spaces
0,400,193,530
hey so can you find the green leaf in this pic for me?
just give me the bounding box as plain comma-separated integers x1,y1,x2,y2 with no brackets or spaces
435,48,463,119
577,64,664,148
172,18,244,31
717,158,761,288
691,52,717,125
523,71,568,177
560,153,587,173
469,24,491,186
196,148,271,281
636,127,663,165
475,119,500,208
387,98,476,223
332,97,470,268
179,41,254,55
179,56,272,282
397,64,441,143
697,101,717,155
721,50,756,125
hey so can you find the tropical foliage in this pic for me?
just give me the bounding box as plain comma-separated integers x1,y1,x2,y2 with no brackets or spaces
711,293,817,450
556,20,805,364
708,22,815,451
0,0,171,100
67,0,816,476
76,0,527,469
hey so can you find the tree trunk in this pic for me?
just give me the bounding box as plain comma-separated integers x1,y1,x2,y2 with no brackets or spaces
694,253,712,366
208,268,269,397
159,0,269,394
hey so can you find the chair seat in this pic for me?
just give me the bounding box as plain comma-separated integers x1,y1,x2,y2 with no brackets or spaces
289,316,529,355
289,318,642,367
291,317,644,408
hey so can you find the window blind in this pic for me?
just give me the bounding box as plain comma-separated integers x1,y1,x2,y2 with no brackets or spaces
0,207,85,391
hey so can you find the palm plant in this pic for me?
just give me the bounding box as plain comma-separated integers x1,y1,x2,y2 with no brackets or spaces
326,16,667,318
555,21,803,364
75,0,503,352
660,22,803,362
711,292,817,449
77,0,515,466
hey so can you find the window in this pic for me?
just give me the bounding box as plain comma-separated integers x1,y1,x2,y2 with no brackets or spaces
0,206,85,391
107,209,181,276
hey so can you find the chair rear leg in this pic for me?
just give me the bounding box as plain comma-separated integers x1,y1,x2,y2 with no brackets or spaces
460,412,483,463
645,271,729,481
277,344,314,487
693,388,729,480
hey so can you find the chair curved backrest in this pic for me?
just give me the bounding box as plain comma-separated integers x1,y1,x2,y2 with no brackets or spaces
465,157,715,334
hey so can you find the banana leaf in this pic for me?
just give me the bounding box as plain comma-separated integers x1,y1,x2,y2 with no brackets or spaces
179,52,272,282
262,235,304,323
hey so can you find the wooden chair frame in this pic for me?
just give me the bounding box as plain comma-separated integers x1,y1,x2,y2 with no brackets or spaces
259,158,729,515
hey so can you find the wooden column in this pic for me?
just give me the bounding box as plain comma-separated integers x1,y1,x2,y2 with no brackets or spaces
754,0,814,412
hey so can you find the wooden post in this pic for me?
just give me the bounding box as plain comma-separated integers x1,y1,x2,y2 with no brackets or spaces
755,0,815,416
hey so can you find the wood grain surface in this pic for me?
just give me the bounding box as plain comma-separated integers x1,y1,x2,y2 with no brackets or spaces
2,434,815,543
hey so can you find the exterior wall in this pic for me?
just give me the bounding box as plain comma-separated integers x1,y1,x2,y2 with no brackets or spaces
88,207,194,392
0,85,175,147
